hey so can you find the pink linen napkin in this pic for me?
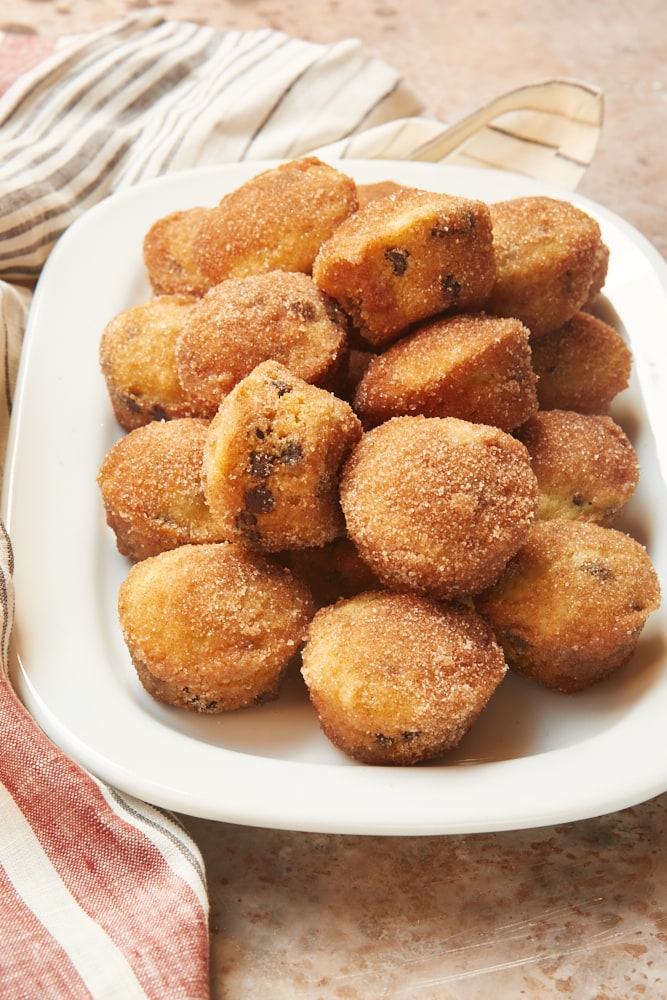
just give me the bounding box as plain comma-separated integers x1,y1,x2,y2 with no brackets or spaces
0,12,603,997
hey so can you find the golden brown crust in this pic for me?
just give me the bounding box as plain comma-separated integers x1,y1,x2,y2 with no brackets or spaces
530,310,632,414
142,206,213,297
339,415,538,600
485,196,608,336
192,157,358,284
98,418,229,562
515,410,640,525
354,311,538,431
300,590,507,764
99,294,199,431
118,542,315,712
203,360,363,552
175,270,349,419
475,519,661,692
312,188,496,347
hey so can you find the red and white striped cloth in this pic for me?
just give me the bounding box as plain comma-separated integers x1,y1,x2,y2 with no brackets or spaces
0,12,603,997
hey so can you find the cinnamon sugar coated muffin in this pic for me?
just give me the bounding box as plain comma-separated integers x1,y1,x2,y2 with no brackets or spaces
203,361,362,552
98,418,229,562
530,311,632,413
354,311,538,431
339,415,539,600
475,520,661,692
176,270,349,418
99,294,198,431
515,410,640,524
312,187,496,346
300,590,508,764
192,157,358,284
143,206,214,297
118,542,315,712
486,196,608,336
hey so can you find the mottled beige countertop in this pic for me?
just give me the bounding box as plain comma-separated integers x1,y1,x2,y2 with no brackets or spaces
4,2,667,997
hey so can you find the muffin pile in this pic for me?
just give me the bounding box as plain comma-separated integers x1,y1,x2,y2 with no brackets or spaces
98,156,660,765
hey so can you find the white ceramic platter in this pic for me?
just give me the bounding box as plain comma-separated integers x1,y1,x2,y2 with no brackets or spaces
3,160,667,835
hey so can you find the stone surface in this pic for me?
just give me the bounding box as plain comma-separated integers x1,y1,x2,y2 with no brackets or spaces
3,3,666,997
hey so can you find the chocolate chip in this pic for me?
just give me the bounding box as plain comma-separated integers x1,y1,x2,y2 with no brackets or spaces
236,510,258,529
255,428,266,440
384,247,410,276
572,492,586,507
582,561,614,582
271,378,293,397
442,274,462,300
289,300,317,322
244,484,275,514
280,440,303,465
249,451,275,478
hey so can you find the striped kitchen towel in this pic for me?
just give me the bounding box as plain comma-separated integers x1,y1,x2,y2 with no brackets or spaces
0,11,603,998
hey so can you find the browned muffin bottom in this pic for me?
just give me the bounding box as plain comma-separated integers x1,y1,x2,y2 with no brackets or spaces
203,360,362,552
530,310,632,414
485,196,608,336
300,590,508,764
98,417,229,562
142,206,214,297
354,311,538,431
176,270,349,419
475,519,661,692
339,415,538,600
193,156,358,284
312,187,496,347
118,542,315,712
515,409,640,525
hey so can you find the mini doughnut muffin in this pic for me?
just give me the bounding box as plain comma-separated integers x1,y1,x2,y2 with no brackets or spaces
203,360,363,552
176,270,349,418
118,542,315,712
143,206,213,297
100,294,198,431
312,187,496,347
339,415,538,600
192,157,358,284
98,418,229,562
515,410,640,525
279,536,383,608
485,196,608,336
475,520,661,692
530,310,632,413
354,311,538,431
300,590,508,765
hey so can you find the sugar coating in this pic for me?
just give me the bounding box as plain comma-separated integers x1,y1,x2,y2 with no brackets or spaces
142,206,213,297
312,187,496,346
98,417,229,562
203,360,362,552
300,590,507,764
515,409,640,524
530,311,632,414
118,542,315,712
486,196,608,336
475,519,661,692
354,311,538,431
99,293,198,431
193,157,358,284
340,415,538,600
176,271,348,418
